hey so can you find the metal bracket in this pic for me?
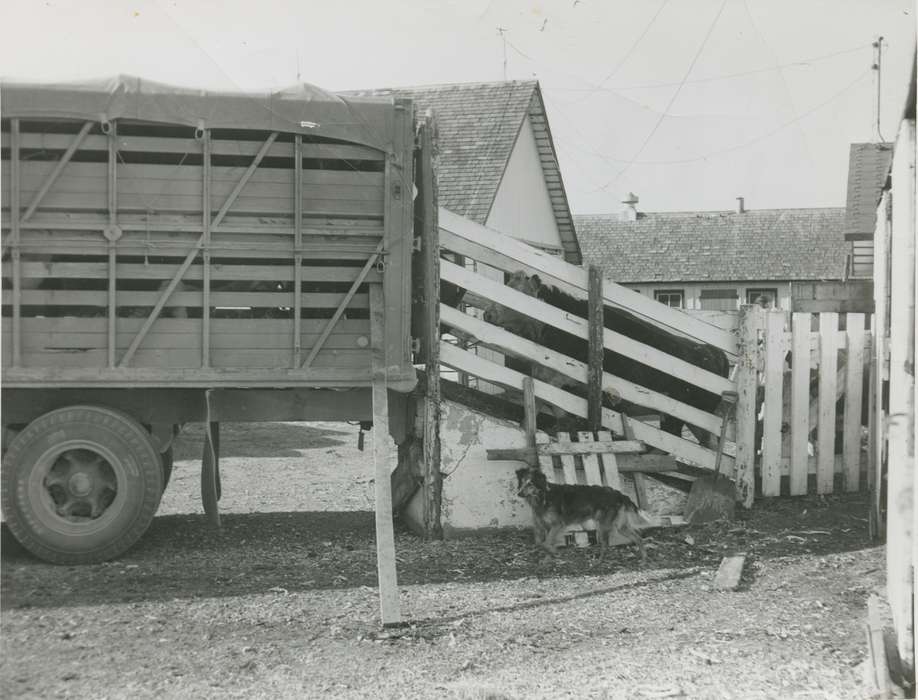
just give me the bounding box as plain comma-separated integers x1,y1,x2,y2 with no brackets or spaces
412,237,422,252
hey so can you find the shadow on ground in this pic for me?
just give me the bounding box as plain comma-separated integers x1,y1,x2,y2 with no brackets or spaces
1,493,876,611
172,422,353,460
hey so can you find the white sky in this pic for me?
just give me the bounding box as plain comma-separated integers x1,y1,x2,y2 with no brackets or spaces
3,0,915,213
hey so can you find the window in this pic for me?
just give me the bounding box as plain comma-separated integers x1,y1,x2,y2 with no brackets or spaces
654,289,684,308
746,288,779,308
700,288,738,311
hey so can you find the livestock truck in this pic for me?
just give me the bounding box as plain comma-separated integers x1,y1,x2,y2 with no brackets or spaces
1,77,429,564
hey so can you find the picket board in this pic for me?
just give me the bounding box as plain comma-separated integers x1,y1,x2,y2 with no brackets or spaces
816,313,840,493
576,431,605,486
790,312,812,495
761,311,785,496
843,314,867,491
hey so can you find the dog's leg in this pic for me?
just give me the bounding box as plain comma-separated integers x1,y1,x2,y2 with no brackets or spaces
595,523,611,563
541,523,565,558
619,523,646,565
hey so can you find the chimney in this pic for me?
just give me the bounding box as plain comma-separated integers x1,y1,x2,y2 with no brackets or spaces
622,192,639,221
736,196,745,214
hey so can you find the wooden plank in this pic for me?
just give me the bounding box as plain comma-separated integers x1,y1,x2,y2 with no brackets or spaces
438,208,738,357
886,118,916,668
576,431,604,485
212,132,279,227
713,555,746,591
440,303,723,435
734,305,763,508
7,261,382,284
485,440,645,459
816,312,840,494
440,263,733,397
843,313,867,491
596,430,621,489
522,377,538,468
302,241,384,368
790,312,812,496
587,267,604,431
20,290,370,309
865,594,892,698
438,341,727,470
21,121,93,222
369,284,401,626
761,311,786,497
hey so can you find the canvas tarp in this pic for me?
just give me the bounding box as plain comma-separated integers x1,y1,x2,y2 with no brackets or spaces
0,75,402,153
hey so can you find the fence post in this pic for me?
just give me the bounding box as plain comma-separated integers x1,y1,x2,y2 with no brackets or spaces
734,304,763,508
416,114,442,540
587,266,604,433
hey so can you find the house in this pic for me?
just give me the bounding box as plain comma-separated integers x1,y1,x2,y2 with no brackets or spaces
575,197,850,315
843,142,894,279
343,80,581,264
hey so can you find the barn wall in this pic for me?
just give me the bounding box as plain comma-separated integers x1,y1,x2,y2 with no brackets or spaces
486,116,562,251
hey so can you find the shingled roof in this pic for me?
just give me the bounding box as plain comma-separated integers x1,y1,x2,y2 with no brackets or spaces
843,142,893,240
575,208,847,284
343,81,581,264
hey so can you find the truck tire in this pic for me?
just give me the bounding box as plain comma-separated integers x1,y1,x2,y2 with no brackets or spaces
0,405,163,565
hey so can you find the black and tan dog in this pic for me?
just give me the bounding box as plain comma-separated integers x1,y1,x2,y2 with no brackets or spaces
516,467,652,563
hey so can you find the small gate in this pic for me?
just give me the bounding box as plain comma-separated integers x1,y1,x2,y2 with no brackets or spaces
746,308,873,497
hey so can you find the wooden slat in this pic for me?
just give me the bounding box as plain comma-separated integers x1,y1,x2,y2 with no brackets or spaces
439,342,726,471
790,312,812,495
21,121,93,222
577,432,604,486
440,304,723,435
843,313,867,491
293,134,304,365
761,311,786,497
559,452,579,486
7,262,382,284
107,122,118,368
596,431,622,489
587,267,604,431
19,290,369,308
440,261,734,397
369,284,401,626
439,208,738,357
816,312,840,494
202,130,212,368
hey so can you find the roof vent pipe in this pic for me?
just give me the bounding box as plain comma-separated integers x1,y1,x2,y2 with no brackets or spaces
622,192,639,221
736,196,745,214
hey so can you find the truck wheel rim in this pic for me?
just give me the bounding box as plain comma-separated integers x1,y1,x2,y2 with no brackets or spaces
28,440,127,536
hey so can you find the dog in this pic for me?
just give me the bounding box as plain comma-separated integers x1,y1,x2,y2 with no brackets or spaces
515,467,651,563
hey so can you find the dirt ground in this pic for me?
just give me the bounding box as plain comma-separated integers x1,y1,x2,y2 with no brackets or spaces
1,421,888,699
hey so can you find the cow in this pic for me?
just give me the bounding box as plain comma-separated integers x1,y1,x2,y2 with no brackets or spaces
481,271,730,444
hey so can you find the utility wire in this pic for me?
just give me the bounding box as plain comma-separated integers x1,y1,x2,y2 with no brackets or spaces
575,68,871,170
544,43,870,94
601,0,729,190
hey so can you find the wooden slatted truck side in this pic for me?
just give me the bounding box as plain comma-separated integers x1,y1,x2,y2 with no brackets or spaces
0,77,424,564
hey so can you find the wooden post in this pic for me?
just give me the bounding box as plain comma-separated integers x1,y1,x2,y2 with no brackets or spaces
587,266,604,433
734,305,762,508
201,130,212,368
417,115,442,539
293,134,304,366
522,377,538,467
107,121,118,369
370,284,401,626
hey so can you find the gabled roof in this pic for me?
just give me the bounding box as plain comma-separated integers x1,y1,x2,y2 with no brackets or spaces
343,81,581,264
843,142,893,240
575,208,847,284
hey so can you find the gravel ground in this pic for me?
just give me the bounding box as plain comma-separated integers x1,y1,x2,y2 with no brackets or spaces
1,421,887,699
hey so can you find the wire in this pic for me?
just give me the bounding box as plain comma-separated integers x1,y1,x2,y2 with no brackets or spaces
577,68,871,169
544,43,870,94
601,0,729,190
